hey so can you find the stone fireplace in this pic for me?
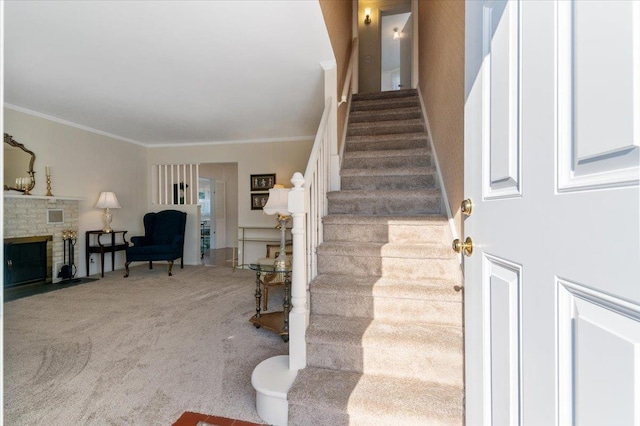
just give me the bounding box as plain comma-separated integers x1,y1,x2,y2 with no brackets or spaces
4,195,80,283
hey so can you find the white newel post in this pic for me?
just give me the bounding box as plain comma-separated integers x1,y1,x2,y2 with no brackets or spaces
288,172,307,370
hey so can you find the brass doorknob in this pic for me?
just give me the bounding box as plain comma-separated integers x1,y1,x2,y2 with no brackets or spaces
461,199,473,216
452,237,473,256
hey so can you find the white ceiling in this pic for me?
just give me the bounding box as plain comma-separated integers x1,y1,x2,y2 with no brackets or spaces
3,1,335,147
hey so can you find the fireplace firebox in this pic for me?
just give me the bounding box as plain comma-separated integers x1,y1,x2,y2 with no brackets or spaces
4,235,52,288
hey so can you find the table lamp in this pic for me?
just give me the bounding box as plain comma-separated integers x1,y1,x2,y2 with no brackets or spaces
95,191,121,233
263,186,291,270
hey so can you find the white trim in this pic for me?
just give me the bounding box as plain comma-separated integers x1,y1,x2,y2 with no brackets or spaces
146,135,315,148
3,104,147,146
416,87,461,262
4,103,315,148
339,93,352,167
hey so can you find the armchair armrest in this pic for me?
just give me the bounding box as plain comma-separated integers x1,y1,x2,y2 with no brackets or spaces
130,236,149,246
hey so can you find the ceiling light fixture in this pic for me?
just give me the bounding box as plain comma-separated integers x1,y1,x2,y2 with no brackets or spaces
364,8,372,25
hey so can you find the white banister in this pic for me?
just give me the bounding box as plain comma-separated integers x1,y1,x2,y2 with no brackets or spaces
288,172,306,370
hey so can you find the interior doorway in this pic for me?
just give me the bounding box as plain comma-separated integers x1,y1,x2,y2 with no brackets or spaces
380,11,412,91
198,163,238,267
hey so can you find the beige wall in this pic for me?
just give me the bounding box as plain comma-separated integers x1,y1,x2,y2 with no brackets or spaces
418,0,465,237
319,0,353,153
358,0,411,93
3,108,149,277
148,140,313,231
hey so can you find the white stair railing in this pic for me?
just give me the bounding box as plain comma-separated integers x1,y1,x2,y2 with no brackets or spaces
288,96,333,371
288,35,360,371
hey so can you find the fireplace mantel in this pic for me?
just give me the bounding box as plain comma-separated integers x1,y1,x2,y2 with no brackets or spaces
3,193,84,201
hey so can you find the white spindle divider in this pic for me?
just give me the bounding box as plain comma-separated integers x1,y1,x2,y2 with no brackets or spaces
154,164,199,205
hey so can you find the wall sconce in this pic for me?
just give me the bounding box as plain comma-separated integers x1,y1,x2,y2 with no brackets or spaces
364,8,371,25
393,28,400,40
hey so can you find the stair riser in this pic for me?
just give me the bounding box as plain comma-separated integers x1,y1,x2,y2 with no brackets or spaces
342,154,431,169
351,98,421,112
328,196,441,215
348,123,424,137
349,110,422,123
341,174,435,191
317,255,460,281
306,343,463,386
323,223,449,244
311,292,462,325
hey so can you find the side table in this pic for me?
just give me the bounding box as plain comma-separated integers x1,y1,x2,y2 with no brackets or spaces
248,262,291,342
85,230,128,277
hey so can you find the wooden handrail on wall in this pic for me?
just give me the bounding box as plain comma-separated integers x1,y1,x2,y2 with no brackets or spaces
339,37,359,106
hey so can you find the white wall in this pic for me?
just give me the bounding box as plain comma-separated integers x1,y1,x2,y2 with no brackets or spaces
3,108,149,277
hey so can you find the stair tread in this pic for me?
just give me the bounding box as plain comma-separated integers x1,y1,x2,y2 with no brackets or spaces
343,147,430,159
352,89,418,101
289,368,463,423
349,106,422,122
346,132,428,144
322,214,447,225
328,188,440,198
341,166,435,177
350,97,421,112
307,315,462,349
318,241,453,259
349,118,424,129
311,274,462,301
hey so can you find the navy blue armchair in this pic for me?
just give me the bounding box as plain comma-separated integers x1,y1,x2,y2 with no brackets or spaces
124,210,187,277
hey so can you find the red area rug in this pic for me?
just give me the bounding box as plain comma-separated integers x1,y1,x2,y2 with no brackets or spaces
172,412,262,426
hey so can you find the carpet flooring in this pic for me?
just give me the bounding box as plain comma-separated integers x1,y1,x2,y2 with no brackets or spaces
4,265,287,425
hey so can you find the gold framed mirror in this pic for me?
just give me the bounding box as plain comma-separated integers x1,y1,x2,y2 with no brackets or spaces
4,133,36,193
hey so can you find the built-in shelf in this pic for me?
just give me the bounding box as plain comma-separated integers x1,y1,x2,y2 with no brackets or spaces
3,193,84,201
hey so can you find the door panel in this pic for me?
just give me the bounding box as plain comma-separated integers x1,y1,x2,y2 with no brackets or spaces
558,280,640,426
557,1,639,191
483,0,521,199
484,255,522,426
464,0,640,424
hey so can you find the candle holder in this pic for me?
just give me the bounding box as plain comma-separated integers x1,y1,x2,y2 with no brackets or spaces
46,174,53,196
22,171,35,195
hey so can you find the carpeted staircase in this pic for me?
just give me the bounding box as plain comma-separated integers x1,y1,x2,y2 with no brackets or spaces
288,89,464,425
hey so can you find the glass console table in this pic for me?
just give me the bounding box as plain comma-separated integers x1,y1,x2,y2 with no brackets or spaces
248,262,291,342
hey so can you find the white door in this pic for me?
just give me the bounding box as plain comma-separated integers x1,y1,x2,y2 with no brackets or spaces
464,1,640,424
214,180,226,249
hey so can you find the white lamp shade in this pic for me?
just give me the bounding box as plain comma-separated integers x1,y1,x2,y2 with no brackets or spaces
95,191,121,209
263,188,290,216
